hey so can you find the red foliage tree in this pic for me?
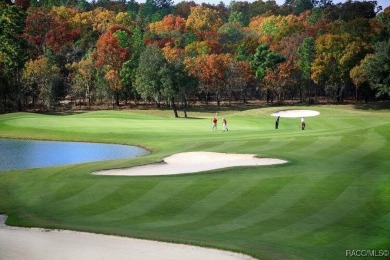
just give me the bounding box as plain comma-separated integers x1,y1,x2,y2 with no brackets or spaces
94,28,130,71
23,7,56,57
45,24,81,53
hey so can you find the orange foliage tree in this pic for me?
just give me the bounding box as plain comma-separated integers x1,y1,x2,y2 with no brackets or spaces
185,53,231,106
149,14,186,34
93,26,131,106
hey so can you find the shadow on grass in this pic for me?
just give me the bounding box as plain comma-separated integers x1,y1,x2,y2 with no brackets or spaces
354,101,390,110
177,117,203,119
37,111,87,116
187,103,262,113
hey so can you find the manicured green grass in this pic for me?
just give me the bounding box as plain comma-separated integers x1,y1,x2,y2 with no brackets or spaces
0,105,389,259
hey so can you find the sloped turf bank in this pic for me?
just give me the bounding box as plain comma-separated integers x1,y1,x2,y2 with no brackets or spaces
0,105,389,259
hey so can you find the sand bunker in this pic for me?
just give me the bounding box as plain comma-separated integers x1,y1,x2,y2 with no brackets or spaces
0,215,254,260
93,152,287,176
271,109,320,118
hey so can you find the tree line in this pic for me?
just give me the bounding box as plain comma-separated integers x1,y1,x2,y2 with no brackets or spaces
0,0,389,115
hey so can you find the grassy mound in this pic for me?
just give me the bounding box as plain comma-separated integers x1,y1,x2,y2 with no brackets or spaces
0,105,389,259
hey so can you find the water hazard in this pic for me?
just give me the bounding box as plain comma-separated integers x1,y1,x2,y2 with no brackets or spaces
0,138,148,172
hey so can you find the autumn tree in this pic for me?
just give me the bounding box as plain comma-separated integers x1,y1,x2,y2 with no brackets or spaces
175,1,196,18
248,14,305,49
270,32,308,102
116,11,135,30
149,14,186,34
93,26,131,106
148,14,186,48
184,41,211,57
22,56,61,108
68,57,95,105
350,54,374,102
23,7,56,57
91,7,117,33
225,59,253,103
311,33,370,102
186,6,223,33
185,53,231,106
45,7,81,54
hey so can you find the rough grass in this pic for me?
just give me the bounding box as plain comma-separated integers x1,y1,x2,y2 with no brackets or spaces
0,105,389,259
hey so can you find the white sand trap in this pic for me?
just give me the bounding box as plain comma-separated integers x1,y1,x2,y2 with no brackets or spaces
0,215,255,260
271,109,320,118
93,152,287,176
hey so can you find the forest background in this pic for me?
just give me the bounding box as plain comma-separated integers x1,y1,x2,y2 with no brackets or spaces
0,0,389,115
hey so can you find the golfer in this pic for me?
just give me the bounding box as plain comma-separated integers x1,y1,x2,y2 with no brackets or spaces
222,118,228,131
301,117,305,130
275,116,280,129
212,117,218,131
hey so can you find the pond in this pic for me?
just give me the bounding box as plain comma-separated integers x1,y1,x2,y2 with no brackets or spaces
0,138,148,172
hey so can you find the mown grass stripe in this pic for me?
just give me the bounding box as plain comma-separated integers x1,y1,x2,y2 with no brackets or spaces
201,172,329,233
324,129,386,170
220,170,358,238
68,180,158,217
51,181,137,209
92,180,195,221
109,178,230,226
259,169,377,242
131,179,260,229
211,141,252,153
286,136,341,157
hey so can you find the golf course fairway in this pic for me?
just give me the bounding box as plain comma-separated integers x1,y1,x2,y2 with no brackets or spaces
0,105,389,259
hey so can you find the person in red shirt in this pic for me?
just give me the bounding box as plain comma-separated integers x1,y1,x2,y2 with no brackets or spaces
212,117,217,131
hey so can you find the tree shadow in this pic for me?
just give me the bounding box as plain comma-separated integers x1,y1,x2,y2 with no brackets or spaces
177,116,203,120
354,101,390,110
36,111,87,116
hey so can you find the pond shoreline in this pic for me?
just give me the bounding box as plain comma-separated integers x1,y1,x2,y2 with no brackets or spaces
0,138,148,172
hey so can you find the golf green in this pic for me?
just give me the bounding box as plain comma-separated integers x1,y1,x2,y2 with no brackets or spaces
0,105,389,259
